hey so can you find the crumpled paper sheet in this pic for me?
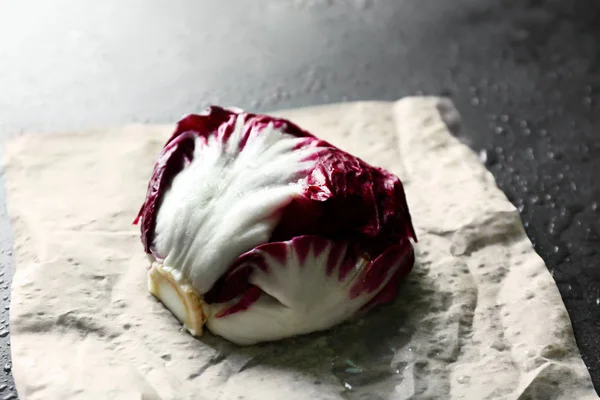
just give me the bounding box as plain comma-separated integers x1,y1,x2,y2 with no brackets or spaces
4,97,597,400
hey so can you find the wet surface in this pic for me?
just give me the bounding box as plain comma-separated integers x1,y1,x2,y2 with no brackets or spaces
1,0,600,397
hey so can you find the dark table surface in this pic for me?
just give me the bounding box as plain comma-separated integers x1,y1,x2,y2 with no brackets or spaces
2,0,600,398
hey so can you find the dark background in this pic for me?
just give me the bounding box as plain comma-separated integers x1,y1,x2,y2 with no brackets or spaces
1,0,599,398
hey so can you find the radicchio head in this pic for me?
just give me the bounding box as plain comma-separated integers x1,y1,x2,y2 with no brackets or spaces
135,106,416,345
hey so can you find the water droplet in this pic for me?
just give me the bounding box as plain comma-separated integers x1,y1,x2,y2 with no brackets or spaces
479,149,487,163
0,331,8,338
519,120,528,128
595,298,599,305
2,394,15,400
499,114,509,122
530,195,540,204
540,129,548,137
0,384,6,392
2,364,10,373
494,126,504,135
525,148,534,159
553,246,560,253
457,375,471,384
344,382,352,390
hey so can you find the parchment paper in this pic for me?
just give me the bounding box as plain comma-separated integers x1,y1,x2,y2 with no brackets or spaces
4,97,597,399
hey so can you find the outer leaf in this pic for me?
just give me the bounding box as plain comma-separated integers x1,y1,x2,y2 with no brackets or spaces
205,236,414,345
